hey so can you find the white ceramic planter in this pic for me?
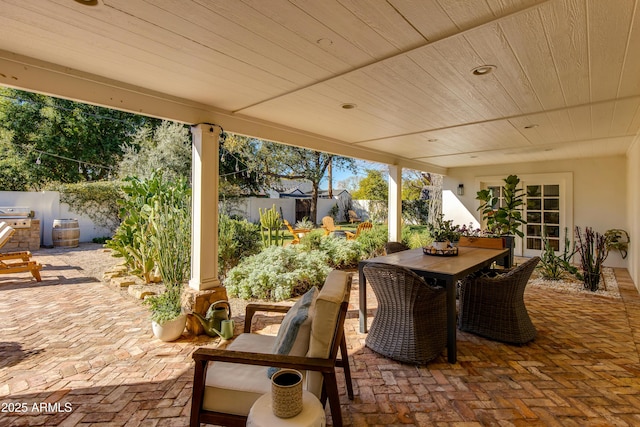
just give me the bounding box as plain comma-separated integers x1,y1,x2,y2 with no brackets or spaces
432,241,449,250
152,314,186,342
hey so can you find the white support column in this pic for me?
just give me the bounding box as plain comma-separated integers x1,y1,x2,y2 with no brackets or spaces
388,165,402,242
189,124,221,291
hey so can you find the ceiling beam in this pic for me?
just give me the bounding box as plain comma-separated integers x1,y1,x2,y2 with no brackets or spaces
0,49,447,175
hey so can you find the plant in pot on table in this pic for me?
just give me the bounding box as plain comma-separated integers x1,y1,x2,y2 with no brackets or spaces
426,214,461,252
143,183,192,342
476,174,526,267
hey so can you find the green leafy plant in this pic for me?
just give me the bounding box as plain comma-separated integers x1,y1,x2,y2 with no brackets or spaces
295,217,315,230
143,285,183,324
407,229,432,249
150,199,191,287
356,224,389,259
224,245,330,301
106,171,190,283
54,181,124,233
476,175,526,237
605,229,630,259
426,214,461,242
218,214,262,279
328,204,339,220
537,227,580,280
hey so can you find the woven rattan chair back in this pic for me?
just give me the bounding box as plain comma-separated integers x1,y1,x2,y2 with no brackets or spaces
363,263,447,364
384,242,409,255
458,256,540,344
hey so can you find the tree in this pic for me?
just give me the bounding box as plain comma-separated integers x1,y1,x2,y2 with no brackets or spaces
351,169,388,200
0,88,155,189
218,133,266,199
118,121,192,182
223,134,356,223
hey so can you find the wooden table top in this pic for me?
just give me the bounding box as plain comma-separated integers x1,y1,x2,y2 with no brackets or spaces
360,247,509,280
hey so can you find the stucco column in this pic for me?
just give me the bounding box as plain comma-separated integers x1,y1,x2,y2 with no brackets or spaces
189,124,221,291
388,165,402,242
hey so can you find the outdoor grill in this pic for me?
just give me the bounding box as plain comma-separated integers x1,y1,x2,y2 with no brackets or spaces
0,207,33,229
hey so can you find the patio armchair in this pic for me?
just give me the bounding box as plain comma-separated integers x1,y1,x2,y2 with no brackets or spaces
347,210,362,223
458,256,540,344
363,263,447,364
321,216,341,236
190,270,354,427
0,221,42,282
344,221,372,240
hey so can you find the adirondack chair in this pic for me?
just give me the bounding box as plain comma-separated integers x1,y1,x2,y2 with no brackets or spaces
0,221,42,282
347,210,362,223
283,219,311,245
344,221,373,240
321,216,342,236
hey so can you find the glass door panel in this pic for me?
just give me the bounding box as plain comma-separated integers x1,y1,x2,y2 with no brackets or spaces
525,184,561,254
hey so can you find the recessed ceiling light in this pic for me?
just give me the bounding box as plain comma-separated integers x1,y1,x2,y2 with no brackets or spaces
471,65,496,76
524,124,539,129
341,103,357,110
74,0,99,5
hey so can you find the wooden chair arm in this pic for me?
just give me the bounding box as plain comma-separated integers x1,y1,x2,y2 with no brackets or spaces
192,347,334,374
244,303,292,333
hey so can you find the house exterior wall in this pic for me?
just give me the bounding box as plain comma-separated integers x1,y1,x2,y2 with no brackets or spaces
627,142,640,290
442,156,628,269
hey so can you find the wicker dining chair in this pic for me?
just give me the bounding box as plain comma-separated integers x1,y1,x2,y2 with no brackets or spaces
384,241,409,255
458,256,540,344
363,263,447,364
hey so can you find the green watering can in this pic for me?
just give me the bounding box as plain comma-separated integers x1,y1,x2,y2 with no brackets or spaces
191,300,235,340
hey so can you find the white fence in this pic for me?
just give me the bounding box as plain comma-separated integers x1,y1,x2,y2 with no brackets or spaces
0,191,112,247
222,197,373,225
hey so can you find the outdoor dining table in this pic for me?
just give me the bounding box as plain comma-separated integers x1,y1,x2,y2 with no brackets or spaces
358,246,509,364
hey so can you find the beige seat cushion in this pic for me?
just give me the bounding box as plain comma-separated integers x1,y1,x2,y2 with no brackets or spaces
203,334,275,416
202,270,350,416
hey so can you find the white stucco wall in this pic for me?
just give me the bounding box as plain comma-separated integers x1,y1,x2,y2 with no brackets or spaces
627,142,640,289
443,156,628,269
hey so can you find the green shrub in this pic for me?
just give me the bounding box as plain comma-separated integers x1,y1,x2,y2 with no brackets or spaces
225,245,330,301
218,214,262,279
300,229,325,251
407,229,432,249
356,225,388,259
54,180,123,233
317,236,361,269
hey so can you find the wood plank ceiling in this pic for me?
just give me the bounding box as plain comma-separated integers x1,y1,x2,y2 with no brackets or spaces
0,0,638,171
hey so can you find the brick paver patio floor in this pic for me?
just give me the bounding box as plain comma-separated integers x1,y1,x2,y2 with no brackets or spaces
2,251,640,426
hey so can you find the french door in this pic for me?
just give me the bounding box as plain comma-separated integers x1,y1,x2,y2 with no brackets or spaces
477,173,573,258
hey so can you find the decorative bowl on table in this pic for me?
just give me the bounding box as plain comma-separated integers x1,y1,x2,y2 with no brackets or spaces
422,245,458,256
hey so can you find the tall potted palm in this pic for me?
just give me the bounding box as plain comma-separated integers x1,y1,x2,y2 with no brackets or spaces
476,175,526,267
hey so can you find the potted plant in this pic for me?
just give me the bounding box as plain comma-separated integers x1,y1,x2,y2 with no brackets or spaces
143,180,192,342
144,284,186,341
426,215,460,249
476,174,526,266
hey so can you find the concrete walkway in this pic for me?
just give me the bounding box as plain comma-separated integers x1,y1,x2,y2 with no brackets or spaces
2,250,640,426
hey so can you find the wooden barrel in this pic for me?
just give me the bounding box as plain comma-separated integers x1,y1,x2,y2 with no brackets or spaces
52,219,80,248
